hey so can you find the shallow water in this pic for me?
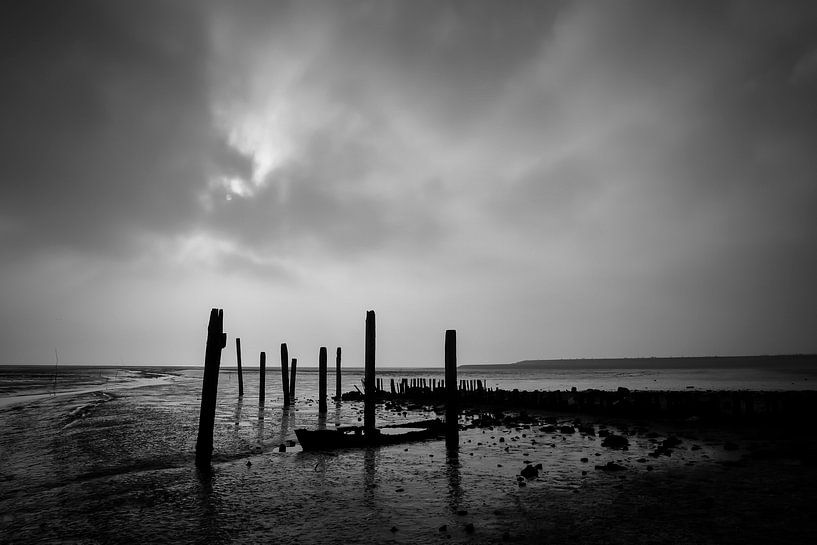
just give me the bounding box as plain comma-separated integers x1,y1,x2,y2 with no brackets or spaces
0,366,754,543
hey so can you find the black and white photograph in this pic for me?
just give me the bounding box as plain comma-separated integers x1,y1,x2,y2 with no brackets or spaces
2,1,817,543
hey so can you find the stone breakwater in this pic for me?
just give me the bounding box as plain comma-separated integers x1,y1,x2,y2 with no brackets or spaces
343,384,817,422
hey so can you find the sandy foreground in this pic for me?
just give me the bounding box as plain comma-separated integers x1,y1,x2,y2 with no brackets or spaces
1,377,816,544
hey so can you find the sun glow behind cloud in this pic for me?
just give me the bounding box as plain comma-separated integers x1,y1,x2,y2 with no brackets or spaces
1,1,816,365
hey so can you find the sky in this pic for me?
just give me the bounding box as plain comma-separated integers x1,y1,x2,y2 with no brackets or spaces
1,0,816,367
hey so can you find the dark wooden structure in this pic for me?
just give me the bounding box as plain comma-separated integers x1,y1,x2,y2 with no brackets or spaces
195,308,227,470
364,310,376,436
281,343,290,407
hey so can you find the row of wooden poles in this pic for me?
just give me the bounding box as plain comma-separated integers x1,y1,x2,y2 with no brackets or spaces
195,309,459,470
375,377,485,394
235,338,343,412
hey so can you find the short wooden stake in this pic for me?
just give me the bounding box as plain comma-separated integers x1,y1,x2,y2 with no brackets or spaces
236,337,244,397
445,329,458,448
281,343,290,407
195,308,227,470
364,310,376,436
290,358,297,399
259,351,266,407
319,346,328,413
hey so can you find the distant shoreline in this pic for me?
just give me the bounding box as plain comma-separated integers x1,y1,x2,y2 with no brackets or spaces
460,354,817,370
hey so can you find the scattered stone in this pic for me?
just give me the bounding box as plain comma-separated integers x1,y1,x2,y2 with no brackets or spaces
395,488,404,493
662,436,682,448
390,526,398,533
580,457,589,463
457,510,468,516
597,429,610,438
602,434,630,450
278,444,286,452
560,425,576,434
464,523,475,534
520,464,539,479
499,437,505,443
246,460,252,467
595,461,627,472
540,425,557,433
439,525,447,532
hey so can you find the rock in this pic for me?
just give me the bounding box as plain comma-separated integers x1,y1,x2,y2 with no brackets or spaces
464,523,475,534
595,461,627,472
597,429,610,438
456,510,468,516
246,460,252,467
278,444,286,452
580,457,589,463
662,436,682,449
601,434,629,450
520,464,539,479
439,525,447,532
390,526,398,533
559,426,575,434
540,425,557,433
617,386,630,394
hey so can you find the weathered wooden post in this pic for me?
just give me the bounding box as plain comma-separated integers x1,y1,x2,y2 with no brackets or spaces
281,343,290,407
290,358,297,399
236,337,244,397
259,351,266,407
195,308,227,470
364,310,376,436
335,347,342,402
445,329,458,448
319,346,328,413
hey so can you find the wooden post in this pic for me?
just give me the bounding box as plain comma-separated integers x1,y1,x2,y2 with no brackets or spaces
290,358,297,399
236,337,244,397
281,343,290,407
445,329,458,448
335,347,342,401
259,351,266,407
390,378,396,395
319,346,328,413
364,310,376,436
195,308,227,470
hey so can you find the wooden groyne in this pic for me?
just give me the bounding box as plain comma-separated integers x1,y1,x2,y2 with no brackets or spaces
342,382,817,422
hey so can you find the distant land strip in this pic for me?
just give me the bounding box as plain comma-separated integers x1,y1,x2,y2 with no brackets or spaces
459,354,817,370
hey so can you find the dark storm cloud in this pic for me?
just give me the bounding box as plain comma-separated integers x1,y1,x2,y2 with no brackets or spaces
0,0,216,257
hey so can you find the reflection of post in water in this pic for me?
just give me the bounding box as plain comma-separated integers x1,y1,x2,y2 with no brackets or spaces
257,407,265,445
333,402,342,428
279,407,292,444
363,447,377,508
233,396,243,428
446,446,463,513
317,410,327,431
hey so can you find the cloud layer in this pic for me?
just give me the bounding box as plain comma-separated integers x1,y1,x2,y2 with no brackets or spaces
2,0,816,364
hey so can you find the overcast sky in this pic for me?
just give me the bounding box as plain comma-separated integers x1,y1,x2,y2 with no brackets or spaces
2,0,816,367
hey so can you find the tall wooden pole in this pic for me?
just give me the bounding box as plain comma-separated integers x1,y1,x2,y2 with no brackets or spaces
319,347,328,413
236,337,244,397
445,329,458,448
281,343,290,407
196,308,226,470
259,351,266,407
335,347,342,401
290,358,297,399
364,310,376,436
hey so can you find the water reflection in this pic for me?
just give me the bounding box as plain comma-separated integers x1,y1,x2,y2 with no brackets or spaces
363,447,377,509
278,407,292,445
446,445,462,513
195,468,225,544
233,397,243,428
257,407,265,444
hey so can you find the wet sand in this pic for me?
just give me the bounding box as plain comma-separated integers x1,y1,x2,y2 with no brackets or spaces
2,371,816,544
